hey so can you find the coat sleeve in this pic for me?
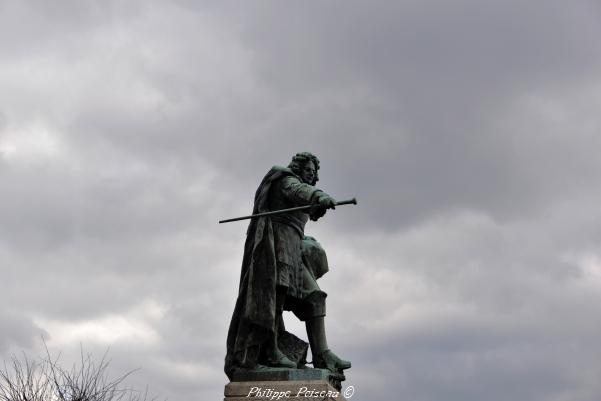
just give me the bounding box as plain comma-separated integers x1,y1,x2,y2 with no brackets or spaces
280,176,326,206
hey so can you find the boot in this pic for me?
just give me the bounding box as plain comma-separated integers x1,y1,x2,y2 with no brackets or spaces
306,316,351,372
313,349,351,371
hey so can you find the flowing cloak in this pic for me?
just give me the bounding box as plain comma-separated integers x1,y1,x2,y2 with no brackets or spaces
224,166,325,379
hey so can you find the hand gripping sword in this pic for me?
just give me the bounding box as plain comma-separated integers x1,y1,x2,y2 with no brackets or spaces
219,198,357,224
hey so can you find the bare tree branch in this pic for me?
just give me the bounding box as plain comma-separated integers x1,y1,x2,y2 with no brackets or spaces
0,341,165,401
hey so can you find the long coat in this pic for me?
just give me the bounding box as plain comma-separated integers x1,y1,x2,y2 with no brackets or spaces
225,166,306,378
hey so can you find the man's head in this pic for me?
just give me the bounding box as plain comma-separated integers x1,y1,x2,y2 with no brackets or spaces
288,152,320,185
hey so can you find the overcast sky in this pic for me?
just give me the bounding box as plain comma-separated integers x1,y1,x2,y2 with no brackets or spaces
1,1,601,400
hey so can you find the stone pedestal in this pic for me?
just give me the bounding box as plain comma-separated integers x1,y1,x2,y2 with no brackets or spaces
224,380,345,401
224,368,347,401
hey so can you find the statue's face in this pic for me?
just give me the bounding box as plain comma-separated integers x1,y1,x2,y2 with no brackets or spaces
300,161,316,184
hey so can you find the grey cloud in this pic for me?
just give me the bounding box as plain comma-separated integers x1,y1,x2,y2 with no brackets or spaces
197,0,601,229
0,310,46,354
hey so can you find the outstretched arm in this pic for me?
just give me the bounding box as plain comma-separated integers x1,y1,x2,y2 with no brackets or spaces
280,176,336,220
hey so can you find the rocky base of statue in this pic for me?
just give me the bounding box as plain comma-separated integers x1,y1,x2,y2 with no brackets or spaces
273,331,346,389
224,332,348,400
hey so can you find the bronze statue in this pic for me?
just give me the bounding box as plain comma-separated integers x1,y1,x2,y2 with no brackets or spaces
224,152,352,380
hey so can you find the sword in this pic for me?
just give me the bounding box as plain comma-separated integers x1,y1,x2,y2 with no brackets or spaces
219,198,357,224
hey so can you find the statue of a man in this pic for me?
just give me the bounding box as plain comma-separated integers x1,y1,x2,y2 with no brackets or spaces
225,152,351,379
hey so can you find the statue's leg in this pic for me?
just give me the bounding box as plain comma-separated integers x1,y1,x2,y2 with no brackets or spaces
306,315,328,353
265,286,296,368
301,268,351,372
305,306,351,371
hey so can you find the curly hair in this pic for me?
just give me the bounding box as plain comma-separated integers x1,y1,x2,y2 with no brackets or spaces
288,152,320,184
